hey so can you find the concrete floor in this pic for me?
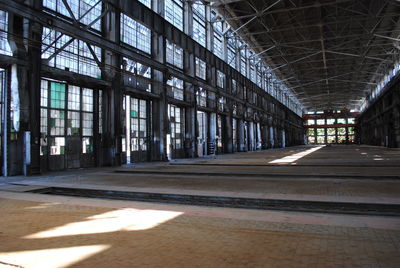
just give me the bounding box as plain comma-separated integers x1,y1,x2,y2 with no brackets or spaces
0,145,400,267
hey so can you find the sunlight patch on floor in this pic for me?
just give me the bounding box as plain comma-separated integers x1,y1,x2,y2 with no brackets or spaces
269,146,324,164
0,245,110,268
24,208,183,239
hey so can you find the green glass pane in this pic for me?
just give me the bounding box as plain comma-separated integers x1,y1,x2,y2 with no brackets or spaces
50,82,66,108
131,110,138,117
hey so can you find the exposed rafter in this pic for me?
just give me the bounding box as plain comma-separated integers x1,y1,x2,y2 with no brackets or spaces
214,0,400,110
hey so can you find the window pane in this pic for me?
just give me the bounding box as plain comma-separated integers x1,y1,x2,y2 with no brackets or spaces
82,88,93,112
50,137,65,155
68,85,80,110
50,109,65,135
121,14,151,54
50,82,66,109
67,111,80,136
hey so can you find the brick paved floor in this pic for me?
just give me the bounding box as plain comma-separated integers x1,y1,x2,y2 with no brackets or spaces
1,145,400,267
0,197,399,268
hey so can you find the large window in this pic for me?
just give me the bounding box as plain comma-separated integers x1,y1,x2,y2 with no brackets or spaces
316,128,325,136
42,27,101,78
121,14,151,54
130,98,149,154
196,88,207,107
213,16,224,59
167,76,184,100
227,37,238,69
195,57,206,80
169,104,184,150
43,0,102,31
166,40,183,69
307,119,315,125
327,128,335,135
0,10,11,56
327,118,335,125
218,97,226,112
192,1,206,47
240,48,247,76
122,57,152,92
165,0,184,31
217,70,225,89
249,63,256,82
40,79,99,156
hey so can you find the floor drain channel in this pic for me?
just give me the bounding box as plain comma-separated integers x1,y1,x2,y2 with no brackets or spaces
27,187,400,217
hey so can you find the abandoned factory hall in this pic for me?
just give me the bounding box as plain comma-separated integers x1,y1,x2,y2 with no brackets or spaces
0,0,399,267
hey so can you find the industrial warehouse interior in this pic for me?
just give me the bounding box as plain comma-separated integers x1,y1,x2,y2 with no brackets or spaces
0,0,399,267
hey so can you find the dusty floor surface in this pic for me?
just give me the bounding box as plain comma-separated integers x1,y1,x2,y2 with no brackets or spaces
0,145,400,267
0,196,399,268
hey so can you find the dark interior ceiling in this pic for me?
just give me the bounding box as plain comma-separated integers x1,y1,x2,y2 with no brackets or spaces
212,0,400,111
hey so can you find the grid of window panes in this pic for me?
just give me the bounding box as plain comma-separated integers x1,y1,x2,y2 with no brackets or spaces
67,111,80,136
130,98,148,152
50,108,65,137
307,128,315,143
257,70,262,88
44,1,303,115
122,57,152,92
195,57,206,80
240,49,247,76
40,80,49,155
192,1,206,47
40,79,97,155
43,0,102,31
50,82,66,110
315,128,325,144
196,88,207,107
218,97,226,112
67,86,81,136
213,18,224,59
40,108,48,155
40,80,48,107
167,77,184,100
227,46,236,68
232,79,237,94
138,0,151,8
250,64,256,83
327,118,335,124
166,40,183,69
68,86,80,110
164,0,184,31
217,115,222,148
169,104,184,150
82,88,94,152
98,90,102,134
41,27,101,78
217,70,225,89
0,10,11,56
121,14,151,54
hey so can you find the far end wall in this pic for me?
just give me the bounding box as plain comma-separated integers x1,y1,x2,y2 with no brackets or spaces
304,110,359,145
